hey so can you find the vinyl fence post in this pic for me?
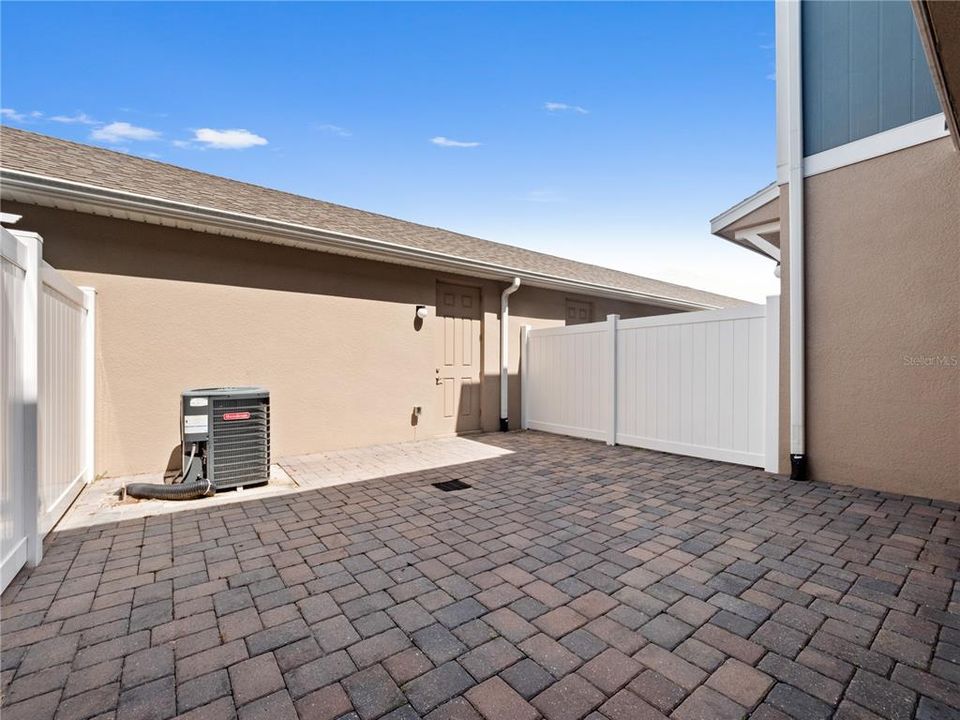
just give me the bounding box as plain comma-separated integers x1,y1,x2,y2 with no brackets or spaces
606,314,619,446
764,295,781,473
20,232,42,567
520,325,531,430
79,287,96,484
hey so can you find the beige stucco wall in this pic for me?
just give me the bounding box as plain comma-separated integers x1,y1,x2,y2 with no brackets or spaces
6,203,676,477
795,137,960,501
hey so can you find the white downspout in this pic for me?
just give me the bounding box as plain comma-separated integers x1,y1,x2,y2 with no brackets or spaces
785,0,807,480
500,277,521,431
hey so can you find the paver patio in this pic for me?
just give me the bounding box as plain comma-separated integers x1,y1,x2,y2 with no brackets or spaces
2,431,958,720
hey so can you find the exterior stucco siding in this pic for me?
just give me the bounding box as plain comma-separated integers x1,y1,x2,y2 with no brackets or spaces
799,137,960,501
5,203,674,477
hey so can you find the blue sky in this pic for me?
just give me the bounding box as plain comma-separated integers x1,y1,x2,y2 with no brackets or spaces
1,1,779,301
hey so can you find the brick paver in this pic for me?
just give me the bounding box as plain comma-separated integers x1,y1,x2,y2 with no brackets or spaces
2,431,958,719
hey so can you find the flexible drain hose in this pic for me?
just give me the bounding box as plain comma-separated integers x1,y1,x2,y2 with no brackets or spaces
124,478,215,501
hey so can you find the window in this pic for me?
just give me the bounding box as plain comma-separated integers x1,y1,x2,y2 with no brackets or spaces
802,0,941,156
565,299,594,325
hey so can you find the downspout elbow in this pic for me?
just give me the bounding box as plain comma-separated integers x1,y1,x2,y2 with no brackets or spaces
500,277,521,431
501,277,521,305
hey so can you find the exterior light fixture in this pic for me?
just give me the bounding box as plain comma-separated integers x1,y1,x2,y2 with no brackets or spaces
416,305,429,319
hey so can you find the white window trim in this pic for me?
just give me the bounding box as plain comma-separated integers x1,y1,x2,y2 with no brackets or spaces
803,113,949,177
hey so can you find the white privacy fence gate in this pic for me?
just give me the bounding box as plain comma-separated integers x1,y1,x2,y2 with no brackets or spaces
521,298,779,472
1,224,95,593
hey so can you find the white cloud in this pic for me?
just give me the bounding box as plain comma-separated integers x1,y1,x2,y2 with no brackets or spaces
545,102,589,115
188,128,269,149
430,136,481,148
91,121,161,142
1,108,42,122
316,123,351,137
51,112,98,125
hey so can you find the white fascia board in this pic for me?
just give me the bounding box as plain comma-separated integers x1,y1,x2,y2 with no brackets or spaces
803,114,950,177
709,183,780,235
0,169,724,311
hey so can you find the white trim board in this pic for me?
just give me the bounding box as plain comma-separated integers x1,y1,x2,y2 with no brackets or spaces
803,114,949,178
710,183,779,234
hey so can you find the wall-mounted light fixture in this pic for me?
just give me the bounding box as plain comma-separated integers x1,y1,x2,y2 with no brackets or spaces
416,305,429,319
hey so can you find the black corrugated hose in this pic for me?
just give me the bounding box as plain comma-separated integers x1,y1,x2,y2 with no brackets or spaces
123,478,215,501
122,442,213,501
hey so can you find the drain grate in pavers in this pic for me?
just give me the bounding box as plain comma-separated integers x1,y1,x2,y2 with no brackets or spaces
432,479,471,491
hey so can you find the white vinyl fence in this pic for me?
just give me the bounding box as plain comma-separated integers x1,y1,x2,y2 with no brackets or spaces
522,298,779,471
1,224,94,592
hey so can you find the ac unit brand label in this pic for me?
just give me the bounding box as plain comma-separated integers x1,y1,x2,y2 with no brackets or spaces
184,415,208,434
223,412,251,421
189,398,209,407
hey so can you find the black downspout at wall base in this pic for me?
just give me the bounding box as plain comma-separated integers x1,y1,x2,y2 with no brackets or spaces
790,454,808,481
499,418,509,432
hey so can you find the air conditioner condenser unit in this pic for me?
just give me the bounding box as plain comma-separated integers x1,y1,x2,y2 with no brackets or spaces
181,387,270,490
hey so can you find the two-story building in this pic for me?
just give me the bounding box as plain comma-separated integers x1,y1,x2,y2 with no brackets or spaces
711,0,959,501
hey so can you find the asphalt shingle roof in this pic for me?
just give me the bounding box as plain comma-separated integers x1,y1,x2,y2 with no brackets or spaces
0,126,747,307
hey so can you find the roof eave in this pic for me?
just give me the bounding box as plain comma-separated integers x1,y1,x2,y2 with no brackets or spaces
0,169,723,311
709,182,779,236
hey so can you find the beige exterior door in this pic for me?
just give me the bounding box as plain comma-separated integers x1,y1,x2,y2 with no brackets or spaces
435,283,482,434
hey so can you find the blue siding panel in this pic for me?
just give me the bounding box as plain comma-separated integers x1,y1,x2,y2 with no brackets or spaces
849,1,880,141
880,0,914,131
819,1,851,151
802,0,941,156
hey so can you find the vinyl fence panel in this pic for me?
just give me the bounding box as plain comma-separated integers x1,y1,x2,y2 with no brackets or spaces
615,305,767,467
0,225,95,593
522,299,779,470
1,229,29,590
522,317,615,443
38,262,90,534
